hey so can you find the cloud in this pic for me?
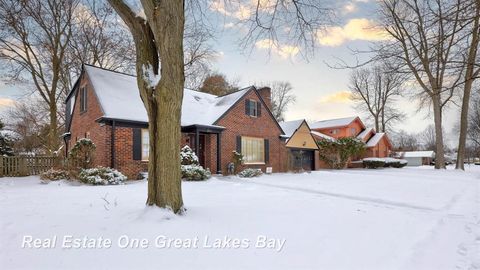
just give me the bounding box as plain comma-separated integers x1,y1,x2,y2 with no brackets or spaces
210,0,275,20
255,39,300,59
317,18,390,46
343,3,357,14
319,91,352,103
0,98,16,108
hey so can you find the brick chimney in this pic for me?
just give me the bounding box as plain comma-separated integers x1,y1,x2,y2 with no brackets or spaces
257,87,272,110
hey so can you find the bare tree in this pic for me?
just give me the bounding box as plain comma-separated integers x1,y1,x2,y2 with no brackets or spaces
66,0,136,80
420,124,436,151
349,64,405,132
468,94,480,153
378,0,465,169
107,0,334,213
391,130,420,151
257,81,296,122
455,0,480,170
0,0,78,152
6,99,51,154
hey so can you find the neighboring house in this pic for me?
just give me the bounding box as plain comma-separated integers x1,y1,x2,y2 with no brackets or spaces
364,133,393,158
310,116,393,159
279,119,319,171
310,116,365,139
400,151,435,166
64,65,287,178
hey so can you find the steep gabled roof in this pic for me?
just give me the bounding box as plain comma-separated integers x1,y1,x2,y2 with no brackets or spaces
279,119,306,138
310,116,365,130
310,131,335,141
366,132,392,148
79,65,253,127
357,127,375,141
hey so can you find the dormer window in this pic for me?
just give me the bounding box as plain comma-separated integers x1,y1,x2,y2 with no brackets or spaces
80,87,87,112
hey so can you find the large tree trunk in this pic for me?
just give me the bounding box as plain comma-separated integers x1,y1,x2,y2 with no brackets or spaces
108,0,185,213
146,0,185,213
456,80,473,170
432,95,446,169
48,100,59,152
456,0,480,170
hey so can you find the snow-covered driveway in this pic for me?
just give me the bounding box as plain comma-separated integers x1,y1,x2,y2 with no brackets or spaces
0,166,479,270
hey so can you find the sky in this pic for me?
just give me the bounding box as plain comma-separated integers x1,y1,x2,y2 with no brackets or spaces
0,0,460,146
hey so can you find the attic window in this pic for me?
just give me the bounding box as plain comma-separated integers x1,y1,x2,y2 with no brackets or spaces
80,87,87,112
245,99,261,117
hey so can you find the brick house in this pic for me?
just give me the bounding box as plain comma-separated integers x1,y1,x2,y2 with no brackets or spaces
64,65,287,178
310,116,393,159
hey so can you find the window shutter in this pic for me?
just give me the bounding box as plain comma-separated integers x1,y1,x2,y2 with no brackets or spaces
132,128,142,160
264,139,269,163
84,87,87,111
245,99,250,115
236,135,242,153
257,101,261,117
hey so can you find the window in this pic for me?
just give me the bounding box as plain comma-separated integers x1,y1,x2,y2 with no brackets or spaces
330,129,339,135
350,128,356,135
246,99,259,117
141,129,149,161
241,136,264,164
80,87,87,112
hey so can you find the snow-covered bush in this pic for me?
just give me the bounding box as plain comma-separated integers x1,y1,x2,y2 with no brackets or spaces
68,138,96,169
385,158,408,168
78,166,127,185
231,151,243,174
317,137,366,169
363,158,386,169
180,145,199,165
40,169,70,181
238,168,263,178
181,164,211,181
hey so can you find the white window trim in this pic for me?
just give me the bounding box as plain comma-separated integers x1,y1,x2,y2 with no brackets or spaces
241,136,265,165
141,128,149,161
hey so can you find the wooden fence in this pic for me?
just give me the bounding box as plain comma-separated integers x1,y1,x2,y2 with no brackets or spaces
0,156,60,177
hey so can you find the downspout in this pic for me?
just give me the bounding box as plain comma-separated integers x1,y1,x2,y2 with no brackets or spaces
111,120,116,168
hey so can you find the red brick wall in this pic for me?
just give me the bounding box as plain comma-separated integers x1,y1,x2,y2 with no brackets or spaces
68,72,111,169
216,90,287,174
113,127,148,179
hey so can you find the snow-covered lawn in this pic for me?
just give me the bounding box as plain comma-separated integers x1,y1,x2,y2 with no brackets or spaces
1,166,479,270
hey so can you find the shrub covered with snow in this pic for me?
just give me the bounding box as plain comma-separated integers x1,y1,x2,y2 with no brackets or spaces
68,138,96,169
363,158,386,169
385,158,408,168
180,145,199,165
238,168,263,178
40,169,70,181
78,166,127,185
181,164,211,181
179,146,211,181
317,137,366,169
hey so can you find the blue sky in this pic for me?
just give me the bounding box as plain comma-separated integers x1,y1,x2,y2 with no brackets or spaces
0,0,459,145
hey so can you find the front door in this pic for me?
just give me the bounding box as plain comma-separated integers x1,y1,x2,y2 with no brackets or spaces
198,135,206,167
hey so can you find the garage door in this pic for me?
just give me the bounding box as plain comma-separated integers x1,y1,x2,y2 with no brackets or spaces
290,150,315,171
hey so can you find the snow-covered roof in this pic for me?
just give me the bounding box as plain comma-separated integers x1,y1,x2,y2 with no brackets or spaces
366,133,386,147
357,128,374,141
309,116,358,129
84,65,251,126
402,151,435,158
279,119,305,138
310,130,335,141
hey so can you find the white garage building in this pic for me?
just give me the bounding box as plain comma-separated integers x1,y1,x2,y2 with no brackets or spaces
401,151,435,166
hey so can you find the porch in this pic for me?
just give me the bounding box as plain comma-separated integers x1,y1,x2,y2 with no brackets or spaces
182,125,225,174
